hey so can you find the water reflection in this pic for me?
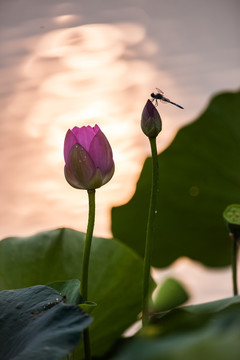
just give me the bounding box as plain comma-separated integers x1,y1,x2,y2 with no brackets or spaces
0,0,239,240
0,0,239,304
0,21,161,239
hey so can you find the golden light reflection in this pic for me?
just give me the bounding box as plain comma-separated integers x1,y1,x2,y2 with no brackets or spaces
53,15,79,25
1,21,186,240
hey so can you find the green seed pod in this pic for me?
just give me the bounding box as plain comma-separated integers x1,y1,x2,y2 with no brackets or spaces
223,204,240,240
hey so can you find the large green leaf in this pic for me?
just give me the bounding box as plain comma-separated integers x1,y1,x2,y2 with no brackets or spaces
0,285,92,360
0,228,151,357
112,91,240,267
48,279,82,305
112,296,240,360
48,279,97,313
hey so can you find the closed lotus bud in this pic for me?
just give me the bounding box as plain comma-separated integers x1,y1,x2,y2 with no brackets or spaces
141,100,162,138
64,125,114,190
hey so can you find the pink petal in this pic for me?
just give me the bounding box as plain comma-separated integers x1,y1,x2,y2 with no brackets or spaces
102,163,115,185
64,129,78,166
72,125,100,152
88,129,114,176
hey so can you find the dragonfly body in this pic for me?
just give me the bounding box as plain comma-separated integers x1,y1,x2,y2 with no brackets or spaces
151,88,184,109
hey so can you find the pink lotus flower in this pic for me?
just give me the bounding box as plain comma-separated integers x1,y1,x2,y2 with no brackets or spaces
64,125,114,190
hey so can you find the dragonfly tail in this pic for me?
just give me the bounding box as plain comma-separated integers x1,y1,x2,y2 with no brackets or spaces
169,101,184,109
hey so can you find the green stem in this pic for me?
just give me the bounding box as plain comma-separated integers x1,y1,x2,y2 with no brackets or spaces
80,189,96,360
82,330,91,360
232,235,239,296
142,136,159,325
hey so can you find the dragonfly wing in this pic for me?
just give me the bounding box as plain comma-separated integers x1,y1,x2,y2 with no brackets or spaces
160,99,168,104
161,96,171,103
156,87,164,95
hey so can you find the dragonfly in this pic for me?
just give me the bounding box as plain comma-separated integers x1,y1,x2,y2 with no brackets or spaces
151,88,184,109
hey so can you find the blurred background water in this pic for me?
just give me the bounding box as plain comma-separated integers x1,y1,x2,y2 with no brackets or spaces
0,0,239,303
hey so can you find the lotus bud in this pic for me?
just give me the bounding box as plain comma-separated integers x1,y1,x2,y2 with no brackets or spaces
64,125,114,190
141,100,162,138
